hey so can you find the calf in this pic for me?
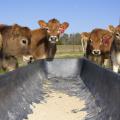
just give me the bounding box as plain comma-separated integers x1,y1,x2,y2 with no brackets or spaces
0,24,31,71
81,29,113,66
27,18,69,61
108,25,120,73
80,32,90,56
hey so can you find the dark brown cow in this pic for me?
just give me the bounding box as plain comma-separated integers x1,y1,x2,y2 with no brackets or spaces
0,24,31,71
81,29,113,66
108,25,120,73
26,18,69,62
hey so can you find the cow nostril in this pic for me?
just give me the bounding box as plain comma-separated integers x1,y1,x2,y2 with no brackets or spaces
30,56,33,61
23,40,27,44
49,36,58,43
92,50,101,55
51,37,56,40
28,56,34,64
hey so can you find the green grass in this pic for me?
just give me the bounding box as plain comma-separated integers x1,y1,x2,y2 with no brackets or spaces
0,69,5,74
55,51,84,58
55,45,84,58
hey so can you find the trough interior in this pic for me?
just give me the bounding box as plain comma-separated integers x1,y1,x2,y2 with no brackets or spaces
0,58,120,120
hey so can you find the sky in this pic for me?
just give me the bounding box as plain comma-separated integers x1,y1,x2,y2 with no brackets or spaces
0,0,120,33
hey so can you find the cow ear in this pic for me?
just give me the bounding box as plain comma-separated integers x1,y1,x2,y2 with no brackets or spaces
59,22,69,34
38,20,48,28
60,22,69,30
0,33,2,49
0,24,6,32
108,25,115,33
61,22,69,30
80,32,90,41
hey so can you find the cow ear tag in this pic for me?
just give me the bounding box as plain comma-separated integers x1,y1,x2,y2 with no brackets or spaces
59,28,65,34
102,35,112,46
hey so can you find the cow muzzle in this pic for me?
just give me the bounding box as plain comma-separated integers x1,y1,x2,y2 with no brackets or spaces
49,36,58,44
92,50,101,55
23,55,34,64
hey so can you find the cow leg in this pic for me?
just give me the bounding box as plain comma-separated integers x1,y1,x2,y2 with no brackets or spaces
81,39,87,56
87,55,93,62
113,64,119,73
91,56,103,66
96,56,103,66
2,56,18,72
47,44,57,60
108,58,113,69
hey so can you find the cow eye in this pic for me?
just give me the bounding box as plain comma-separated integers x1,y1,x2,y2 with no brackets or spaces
45,27,49,30
46,28,50,33
20,39,28,46
45,27,49,31
116,33,119,36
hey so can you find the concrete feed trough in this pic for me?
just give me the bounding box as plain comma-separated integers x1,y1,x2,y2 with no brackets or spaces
0,58,120,120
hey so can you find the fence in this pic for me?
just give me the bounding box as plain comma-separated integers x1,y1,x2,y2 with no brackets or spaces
56,45,82,53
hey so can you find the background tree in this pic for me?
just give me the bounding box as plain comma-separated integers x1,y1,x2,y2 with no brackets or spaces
58,33,81,45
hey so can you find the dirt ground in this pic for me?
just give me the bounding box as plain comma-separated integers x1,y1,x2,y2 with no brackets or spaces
25,90,87,120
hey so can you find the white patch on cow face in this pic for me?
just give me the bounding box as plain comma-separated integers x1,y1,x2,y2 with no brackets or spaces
113,65,119,73
92,50,101,55
49,36,58,43
23,55,34,63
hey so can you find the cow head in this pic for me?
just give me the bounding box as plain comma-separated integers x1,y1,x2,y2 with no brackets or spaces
1,24,31,57
108,25,120,41
84,29,113,56
38,18,69,44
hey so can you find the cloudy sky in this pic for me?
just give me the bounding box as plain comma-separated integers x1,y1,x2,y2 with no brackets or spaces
0,0,120,33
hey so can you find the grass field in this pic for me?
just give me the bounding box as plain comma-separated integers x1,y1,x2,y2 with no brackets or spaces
55,45,83,58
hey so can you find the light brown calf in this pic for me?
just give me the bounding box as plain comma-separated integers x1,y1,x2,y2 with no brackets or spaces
28,18,69,61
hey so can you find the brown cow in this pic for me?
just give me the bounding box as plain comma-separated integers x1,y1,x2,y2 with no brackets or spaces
80,32,90,56
0,24,31,71
81,29,113,66
108,25,120,73
26,18,69,62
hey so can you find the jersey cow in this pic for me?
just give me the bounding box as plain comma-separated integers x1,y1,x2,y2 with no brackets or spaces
0,24,31,71
108,25,120,73
25,18,69,62
81,29,113,66
80,32,90,56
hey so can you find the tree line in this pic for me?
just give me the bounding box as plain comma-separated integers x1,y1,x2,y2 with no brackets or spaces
57,33,81,45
